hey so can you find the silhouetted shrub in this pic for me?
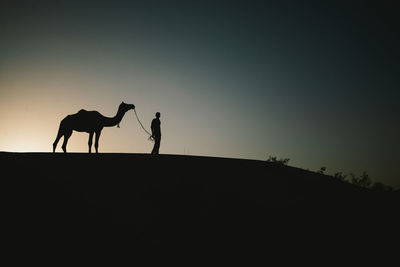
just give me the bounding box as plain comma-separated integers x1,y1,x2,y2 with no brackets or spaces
350,172,372,188
371,182,393,192
318,167,326,174
266,156,396,191
333,172,347,182
266,156,290,166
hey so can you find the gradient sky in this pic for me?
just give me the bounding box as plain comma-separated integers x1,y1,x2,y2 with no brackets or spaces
1,1,399,188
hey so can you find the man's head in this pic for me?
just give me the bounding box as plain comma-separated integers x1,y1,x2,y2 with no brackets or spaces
156,112,161,118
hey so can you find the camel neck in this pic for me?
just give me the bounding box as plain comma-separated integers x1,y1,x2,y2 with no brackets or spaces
102,107,125,127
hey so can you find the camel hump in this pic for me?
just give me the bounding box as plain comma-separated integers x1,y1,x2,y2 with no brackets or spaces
78,109,87,114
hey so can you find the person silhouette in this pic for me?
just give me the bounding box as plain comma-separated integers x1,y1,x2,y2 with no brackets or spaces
151,112,161,155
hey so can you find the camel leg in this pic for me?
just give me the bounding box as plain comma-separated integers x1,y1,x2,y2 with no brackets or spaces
94,130,101,153
88,132,94,153
62,130,72,153
53,129,63,153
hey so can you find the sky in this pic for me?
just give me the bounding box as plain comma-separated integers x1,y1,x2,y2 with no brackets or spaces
1,0,399,188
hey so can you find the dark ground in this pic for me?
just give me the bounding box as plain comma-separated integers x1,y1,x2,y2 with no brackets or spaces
2,152,399,256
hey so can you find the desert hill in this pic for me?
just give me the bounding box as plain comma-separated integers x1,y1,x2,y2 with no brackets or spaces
2,152,399,246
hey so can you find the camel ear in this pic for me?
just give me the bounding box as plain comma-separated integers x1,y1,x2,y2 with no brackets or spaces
122,101,125,104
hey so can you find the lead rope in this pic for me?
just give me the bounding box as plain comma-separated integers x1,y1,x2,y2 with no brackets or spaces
134,109,154,142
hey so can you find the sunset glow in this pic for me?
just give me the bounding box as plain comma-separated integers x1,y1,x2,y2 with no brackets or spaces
1,1,399,188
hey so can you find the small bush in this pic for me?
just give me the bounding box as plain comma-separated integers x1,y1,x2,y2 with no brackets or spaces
371,182,393,192
333,172,347,182
318,167,327,174
266,155,290,166
350,172,372,189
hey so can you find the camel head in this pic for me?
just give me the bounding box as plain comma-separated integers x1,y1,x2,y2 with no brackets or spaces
119,101,135,113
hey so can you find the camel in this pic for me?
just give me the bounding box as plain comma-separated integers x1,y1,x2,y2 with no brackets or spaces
53,102,135,153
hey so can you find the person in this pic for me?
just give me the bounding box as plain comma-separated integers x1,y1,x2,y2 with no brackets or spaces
151,112,161,155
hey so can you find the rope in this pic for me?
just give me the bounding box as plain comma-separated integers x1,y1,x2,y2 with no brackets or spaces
133,109,154,142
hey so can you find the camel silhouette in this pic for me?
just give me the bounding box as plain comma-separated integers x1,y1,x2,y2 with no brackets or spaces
53,102,135,153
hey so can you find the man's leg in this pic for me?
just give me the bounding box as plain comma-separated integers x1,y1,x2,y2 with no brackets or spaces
153,136,160,154
156,136,161,154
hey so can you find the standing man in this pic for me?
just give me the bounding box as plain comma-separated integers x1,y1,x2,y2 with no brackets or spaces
151,112,161,155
